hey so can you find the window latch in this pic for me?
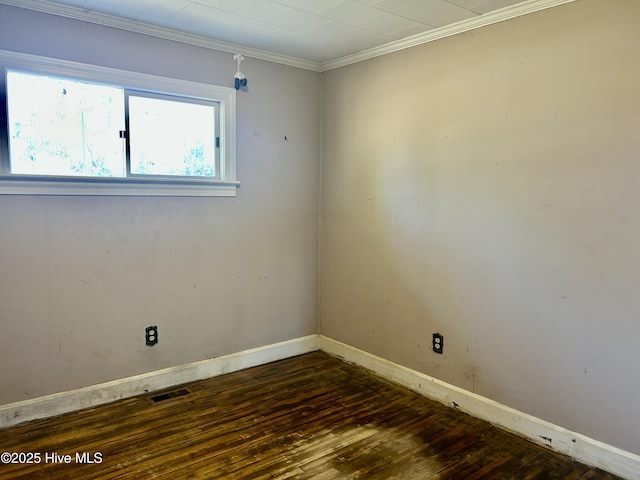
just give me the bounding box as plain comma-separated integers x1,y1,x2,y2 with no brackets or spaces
119,130,127,139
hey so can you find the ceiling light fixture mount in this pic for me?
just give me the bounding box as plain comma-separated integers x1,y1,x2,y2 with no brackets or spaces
233,53,247,91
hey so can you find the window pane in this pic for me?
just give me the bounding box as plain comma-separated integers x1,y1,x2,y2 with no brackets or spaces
7,71,125,177
128,95,217,178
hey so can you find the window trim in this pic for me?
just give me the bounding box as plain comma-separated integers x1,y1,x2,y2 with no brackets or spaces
0,49,238,197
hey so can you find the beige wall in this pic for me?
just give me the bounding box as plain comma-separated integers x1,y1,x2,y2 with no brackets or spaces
0,6,321,403
320,0,640,454
2,0,640,459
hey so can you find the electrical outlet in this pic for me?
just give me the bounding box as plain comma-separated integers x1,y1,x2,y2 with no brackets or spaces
146,326,158,346
432,333,443,354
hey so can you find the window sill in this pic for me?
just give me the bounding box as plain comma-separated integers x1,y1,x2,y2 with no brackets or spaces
0,175,240,197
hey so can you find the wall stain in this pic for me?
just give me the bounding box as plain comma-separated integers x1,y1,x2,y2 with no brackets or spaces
463,365,480,393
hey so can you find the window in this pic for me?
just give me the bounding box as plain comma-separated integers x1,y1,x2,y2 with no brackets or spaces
126,92,219,178
7,71,126,178
0,50,238,196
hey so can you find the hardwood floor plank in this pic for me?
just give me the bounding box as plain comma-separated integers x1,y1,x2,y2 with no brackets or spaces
0,352,623,479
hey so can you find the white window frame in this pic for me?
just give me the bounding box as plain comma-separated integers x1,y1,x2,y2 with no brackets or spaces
0,50,238,197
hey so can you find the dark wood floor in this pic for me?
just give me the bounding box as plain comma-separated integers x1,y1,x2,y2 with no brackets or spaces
0,352,622,479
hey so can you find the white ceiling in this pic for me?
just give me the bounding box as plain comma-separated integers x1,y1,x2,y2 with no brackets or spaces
3,0,574,70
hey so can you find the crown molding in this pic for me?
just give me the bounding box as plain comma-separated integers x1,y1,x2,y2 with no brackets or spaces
0,0,323,72
320,0,578,71
0,0,577,73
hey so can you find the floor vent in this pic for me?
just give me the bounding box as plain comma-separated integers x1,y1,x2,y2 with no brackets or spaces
147,387,192,405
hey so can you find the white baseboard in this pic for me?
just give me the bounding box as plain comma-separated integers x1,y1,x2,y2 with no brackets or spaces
2,333,638,479
319,335,640,480
0,335,319,430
